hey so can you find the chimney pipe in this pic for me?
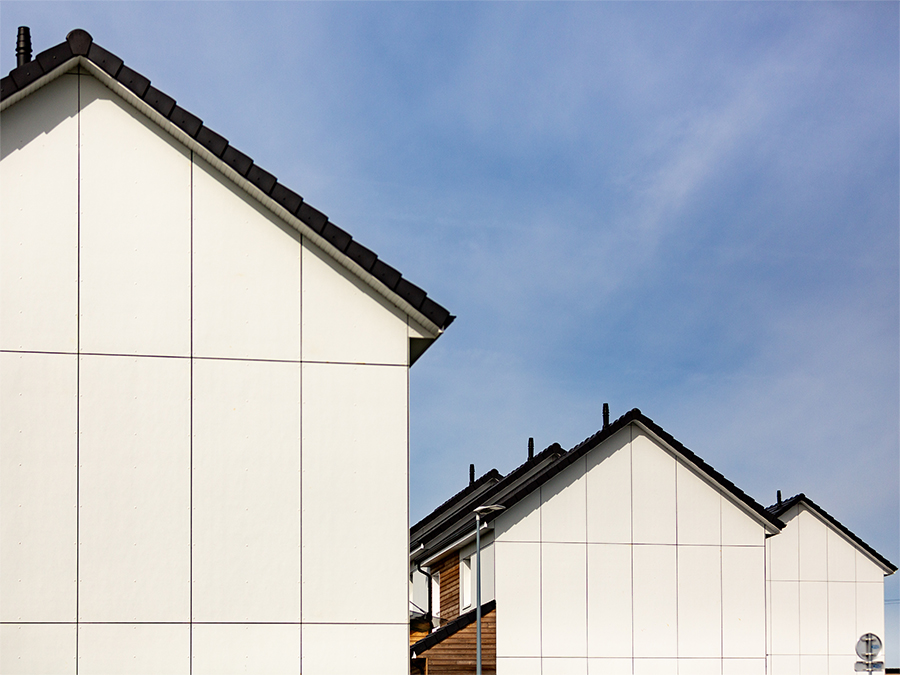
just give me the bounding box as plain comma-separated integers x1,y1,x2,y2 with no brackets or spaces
776,490,782,506
16,26,32,67
469,463,475,485
602,403,610,429
527,437,534,461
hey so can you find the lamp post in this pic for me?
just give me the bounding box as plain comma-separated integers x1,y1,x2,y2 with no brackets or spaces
474,504,505,675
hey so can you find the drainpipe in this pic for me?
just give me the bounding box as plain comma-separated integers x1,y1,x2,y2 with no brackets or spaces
416,562,433,626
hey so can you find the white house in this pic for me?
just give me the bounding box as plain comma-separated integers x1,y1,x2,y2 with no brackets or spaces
1,27,451,674
766,493,895,674
409,408,895,675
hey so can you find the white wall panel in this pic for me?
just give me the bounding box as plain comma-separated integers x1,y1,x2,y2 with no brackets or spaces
0,623,76,675
769,580,800,655
498,657,542,675
301,241,407,365
542,543,587,657
0,352,76,622
633,545,677,657
633,658,678,674
587,544,632,657
768,654,799,675
495,489,541,543
542,657,587,674
192,159,300,361
79,75,190,357
721,497,763,546
798,655,827,674
722,546,765,658
587,658,632,675
0,73,78,353
722,658,766,674
496,542,541,658
856,581,885,637
826,529,856,582
192,358,300,622
856,550,885,582
797,509,827,581
678,545,721,658
585,427,631,544
541,457,586,543
300,623,407,675
798,581,827,655
677,659,721,674
768,507,800,581
192,624,300,674
828,654,856,674
827,582,855,653
77,624,189,674
301,363,407,624
675,462,720,545
78,355,190,622
631,431,676,544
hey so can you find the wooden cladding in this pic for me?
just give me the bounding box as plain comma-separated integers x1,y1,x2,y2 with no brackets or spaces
416,607,496,674
435,554,460,623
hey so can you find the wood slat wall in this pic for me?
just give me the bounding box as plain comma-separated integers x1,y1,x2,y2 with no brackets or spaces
435,555,460,623
418,608,497,674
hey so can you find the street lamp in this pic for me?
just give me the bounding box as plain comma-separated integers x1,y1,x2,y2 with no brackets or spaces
474,504,505,675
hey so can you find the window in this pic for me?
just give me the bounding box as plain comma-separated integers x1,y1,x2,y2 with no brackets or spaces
461,556,472,609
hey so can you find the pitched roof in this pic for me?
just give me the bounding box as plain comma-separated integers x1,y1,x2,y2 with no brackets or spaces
410,600,496,658
1,28,454,333
411,408,785,565
768,492,897,574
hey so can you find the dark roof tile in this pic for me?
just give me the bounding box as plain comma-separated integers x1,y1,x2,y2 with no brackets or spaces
116,65,150,98
345,240,377,272
271,183,303,215
169,105,202,138
10,60,44,89
396,278,426,310
0,76,16,99
66,29,92,56
221,145,253,177
371,259,401,290
297,202,328,234
143,86,176,118
196,126,228,158
321,221,352,253
87,42,122,77
35,42,74,73
246,164,277,195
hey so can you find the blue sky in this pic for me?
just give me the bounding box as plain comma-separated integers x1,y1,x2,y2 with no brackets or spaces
3,1,898,656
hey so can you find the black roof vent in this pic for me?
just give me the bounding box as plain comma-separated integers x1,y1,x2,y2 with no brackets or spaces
602,403,610,429
528,437,534,461
777,490,782,506
469,463,475,486
16,27,32,67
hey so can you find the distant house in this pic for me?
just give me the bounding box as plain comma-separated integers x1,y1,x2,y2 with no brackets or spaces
409,408,895,674
1,27,451,674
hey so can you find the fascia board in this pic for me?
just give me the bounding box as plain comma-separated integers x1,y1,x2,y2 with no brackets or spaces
420,521,492,568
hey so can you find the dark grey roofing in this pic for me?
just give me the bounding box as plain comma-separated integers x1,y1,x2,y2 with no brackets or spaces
411,409,785,564
1,29,454,330
409,600,496,658
410,468,503,548
768,493,897,574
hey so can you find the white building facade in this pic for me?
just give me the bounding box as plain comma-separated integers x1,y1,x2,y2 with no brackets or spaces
1,28,451,674
410,410,895,675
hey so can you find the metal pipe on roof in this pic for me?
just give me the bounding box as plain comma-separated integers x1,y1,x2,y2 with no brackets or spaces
16,27,32,67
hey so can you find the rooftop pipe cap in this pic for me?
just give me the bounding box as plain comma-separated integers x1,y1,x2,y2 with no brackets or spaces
16,27,32,67
66,29,93,56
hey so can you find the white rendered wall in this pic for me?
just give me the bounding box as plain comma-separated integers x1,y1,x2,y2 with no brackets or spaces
1,69,417,673
494,423,769,674
766,504,888,674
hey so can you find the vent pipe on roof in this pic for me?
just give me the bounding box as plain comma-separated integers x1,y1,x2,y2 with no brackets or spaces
16,26,32,67
602,403,610,429
469,463,475,486
776,490,782,506
528,437,534,461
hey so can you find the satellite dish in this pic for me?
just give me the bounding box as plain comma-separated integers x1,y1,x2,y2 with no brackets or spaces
856,633,883,660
